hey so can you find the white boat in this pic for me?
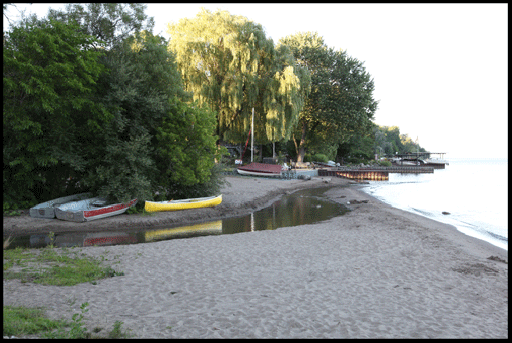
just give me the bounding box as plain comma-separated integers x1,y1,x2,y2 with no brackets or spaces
391,157,417,166
237,169,283,177
423,157,449,167
55,197,138,222
29,192,93,219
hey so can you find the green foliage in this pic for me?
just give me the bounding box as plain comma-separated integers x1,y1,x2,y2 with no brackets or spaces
4,5,226,209
3,306,67,337
155,98,227,198
107,320,132,339
80,30,187,203
304,153,329,163
4,303,132,339
278,32,378,162
44,302,91,339
378,160,392,167
313,154,329,163
3,245,124,286
93,133,155,204
337,130,376,163
167,8,310,143
47,3,155,49
374,125,427,156
3,17,108,207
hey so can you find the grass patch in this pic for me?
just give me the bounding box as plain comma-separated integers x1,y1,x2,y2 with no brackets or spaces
4,234,131,338
3,304,133,338
3,306,68,337
3,245,124,286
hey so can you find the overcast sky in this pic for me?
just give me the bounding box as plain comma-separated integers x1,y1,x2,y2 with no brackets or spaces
4,3,508,158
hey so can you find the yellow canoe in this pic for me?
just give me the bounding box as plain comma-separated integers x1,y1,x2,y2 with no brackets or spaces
144,194,222,213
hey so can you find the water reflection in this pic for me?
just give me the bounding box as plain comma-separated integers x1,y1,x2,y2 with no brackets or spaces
221,190,346,234
7,187,348,249
145,221,222,242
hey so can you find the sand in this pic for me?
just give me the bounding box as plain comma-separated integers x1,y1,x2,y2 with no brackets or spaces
3,175,508,338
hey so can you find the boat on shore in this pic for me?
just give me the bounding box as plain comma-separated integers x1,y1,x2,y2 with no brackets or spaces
55,197,138,222
144,194,222,213
29,192,93,219
237,162,283,177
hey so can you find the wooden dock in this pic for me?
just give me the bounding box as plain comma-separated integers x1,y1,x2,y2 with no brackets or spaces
318,166,434,181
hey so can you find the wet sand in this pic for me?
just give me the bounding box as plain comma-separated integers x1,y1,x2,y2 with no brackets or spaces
3,175,508,338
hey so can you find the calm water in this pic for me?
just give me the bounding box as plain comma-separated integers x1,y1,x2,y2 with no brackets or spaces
7,187,348,249
359,158,508,251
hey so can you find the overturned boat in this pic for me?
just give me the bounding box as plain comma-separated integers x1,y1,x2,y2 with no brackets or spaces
29,192,93,219
237,162,283,177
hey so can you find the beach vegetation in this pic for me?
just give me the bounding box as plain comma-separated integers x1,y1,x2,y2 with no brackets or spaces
3,303,133,339
3,4,227,211
3,244,124,286
378,160,392,167
3,305,68,337
304,153,329,163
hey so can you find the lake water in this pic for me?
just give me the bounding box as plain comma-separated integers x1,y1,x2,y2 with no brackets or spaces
359,158,508,251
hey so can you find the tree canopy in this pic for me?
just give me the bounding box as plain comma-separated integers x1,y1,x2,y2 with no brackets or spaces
167,8,310,144
46,3,155,50
278,32,378,162
3,5,224,210
3,17,109,207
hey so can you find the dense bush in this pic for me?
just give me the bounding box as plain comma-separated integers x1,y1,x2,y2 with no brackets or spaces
378,160,392,167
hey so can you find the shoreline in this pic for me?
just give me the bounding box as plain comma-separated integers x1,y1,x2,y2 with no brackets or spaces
3,175,508,338
359,187,508,252
3,176,341,237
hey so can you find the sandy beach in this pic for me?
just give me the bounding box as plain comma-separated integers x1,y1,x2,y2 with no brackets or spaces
3,175,508,338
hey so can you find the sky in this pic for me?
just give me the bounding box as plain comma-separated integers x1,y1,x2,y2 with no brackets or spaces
4,3,508,159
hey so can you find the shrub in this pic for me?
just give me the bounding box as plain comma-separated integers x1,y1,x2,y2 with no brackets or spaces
378,160,392,167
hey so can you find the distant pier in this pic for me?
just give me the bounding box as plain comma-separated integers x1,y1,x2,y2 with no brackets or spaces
318,166,434,181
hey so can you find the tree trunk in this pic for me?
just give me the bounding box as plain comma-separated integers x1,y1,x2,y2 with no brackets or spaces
296,121,308,163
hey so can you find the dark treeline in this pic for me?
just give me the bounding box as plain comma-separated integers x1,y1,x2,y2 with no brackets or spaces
4,4,224,211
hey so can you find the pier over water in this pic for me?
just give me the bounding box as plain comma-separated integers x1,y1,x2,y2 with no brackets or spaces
318,166,435,181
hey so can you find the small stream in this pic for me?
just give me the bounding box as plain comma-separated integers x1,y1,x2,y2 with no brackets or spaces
6,187,349,249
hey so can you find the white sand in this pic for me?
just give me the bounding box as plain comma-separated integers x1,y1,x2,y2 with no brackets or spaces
3,176,508,338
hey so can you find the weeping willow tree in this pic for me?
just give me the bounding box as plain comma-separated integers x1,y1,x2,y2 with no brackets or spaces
167,8,310,144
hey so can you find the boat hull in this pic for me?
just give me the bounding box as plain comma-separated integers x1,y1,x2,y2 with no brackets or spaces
29,192,93,219
144,195,222,213
237,162,283,177
55,198,138,222
237,169,282,177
